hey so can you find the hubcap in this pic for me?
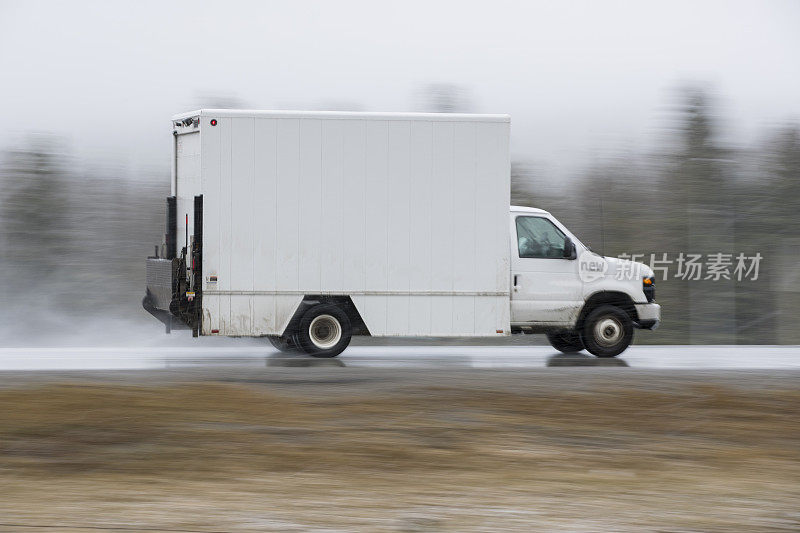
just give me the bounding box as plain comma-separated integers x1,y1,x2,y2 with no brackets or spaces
309,314,342,349
594,317,623,347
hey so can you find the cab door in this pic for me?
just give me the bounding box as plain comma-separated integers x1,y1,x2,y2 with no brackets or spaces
510,214,583,325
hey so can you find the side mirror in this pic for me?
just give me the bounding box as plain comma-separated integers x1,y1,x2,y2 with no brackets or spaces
563,237,577,260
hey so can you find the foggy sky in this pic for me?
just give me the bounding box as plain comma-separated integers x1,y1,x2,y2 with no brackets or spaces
1,0,798,180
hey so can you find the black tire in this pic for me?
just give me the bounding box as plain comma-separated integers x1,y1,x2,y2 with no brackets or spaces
546,331,585,353
267,335,300,354
582,304,633,358
295,304,352,358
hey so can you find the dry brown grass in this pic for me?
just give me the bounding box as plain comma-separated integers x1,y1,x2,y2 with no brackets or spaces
1,377,799,531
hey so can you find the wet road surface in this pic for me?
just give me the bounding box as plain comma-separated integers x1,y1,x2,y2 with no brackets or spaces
0,344,798,371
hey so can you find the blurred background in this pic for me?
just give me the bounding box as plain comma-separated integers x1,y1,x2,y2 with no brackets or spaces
1,0,798,345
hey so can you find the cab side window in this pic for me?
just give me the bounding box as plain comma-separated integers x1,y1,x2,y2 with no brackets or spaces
516,216,567,259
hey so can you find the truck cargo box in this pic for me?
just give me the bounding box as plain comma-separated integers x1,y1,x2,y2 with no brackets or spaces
169,110,511,337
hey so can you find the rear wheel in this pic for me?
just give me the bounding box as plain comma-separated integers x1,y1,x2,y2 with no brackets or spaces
267,335,299,354
582,304,633,358
546,331,584,353
295,304,352,358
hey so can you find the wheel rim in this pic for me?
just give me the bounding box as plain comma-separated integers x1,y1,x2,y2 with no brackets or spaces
594,317,623,347
309,314,342,349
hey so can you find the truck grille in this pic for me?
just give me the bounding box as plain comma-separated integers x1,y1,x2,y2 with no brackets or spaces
644,285,655,303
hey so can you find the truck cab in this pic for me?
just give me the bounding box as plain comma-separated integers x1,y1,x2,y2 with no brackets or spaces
509,206,660,356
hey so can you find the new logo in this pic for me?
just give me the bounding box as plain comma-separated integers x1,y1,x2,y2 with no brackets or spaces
578,251,607,283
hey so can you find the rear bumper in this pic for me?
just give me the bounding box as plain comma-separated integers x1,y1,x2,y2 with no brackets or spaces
634,303,661,330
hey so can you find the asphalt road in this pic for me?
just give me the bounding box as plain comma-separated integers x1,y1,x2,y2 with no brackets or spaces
1,341,798,531
0,343,798,371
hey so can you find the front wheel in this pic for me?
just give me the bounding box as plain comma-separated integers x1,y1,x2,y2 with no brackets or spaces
295,304,352,358
582,305,633,358
546,331,585,353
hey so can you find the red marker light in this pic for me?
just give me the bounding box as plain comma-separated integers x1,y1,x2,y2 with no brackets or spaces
210,119,218,126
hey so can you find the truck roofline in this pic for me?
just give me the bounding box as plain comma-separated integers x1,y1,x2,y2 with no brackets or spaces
171,109,511,123
510,206,549,215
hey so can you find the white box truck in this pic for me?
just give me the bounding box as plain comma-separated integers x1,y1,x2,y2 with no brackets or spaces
144,110,660,358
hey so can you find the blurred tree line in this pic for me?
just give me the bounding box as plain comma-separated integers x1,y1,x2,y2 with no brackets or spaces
0,87,797,343
514,87,800,344
0,137,167,336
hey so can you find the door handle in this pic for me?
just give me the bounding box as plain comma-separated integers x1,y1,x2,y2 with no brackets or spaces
513,274,519,291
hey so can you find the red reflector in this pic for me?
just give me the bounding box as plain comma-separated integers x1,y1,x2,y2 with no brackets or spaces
496,329,503,334
211,329,219,334
210,119,218,126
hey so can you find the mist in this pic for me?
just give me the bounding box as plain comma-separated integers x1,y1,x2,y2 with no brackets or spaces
1,1,799,345
1,1,798,176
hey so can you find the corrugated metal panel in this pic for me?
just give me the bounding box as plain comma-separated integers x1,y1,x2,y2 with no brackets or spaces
340,119,367,293
192,113,510,337
362,120,390,334
298,119,322,293
200,118,220,334
408,121,434,335
321,120,345,291
253,117,278,332
275,119,300,292
175,131,200,254
386,120,411,335
230,118,255,334
429,122,455,335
